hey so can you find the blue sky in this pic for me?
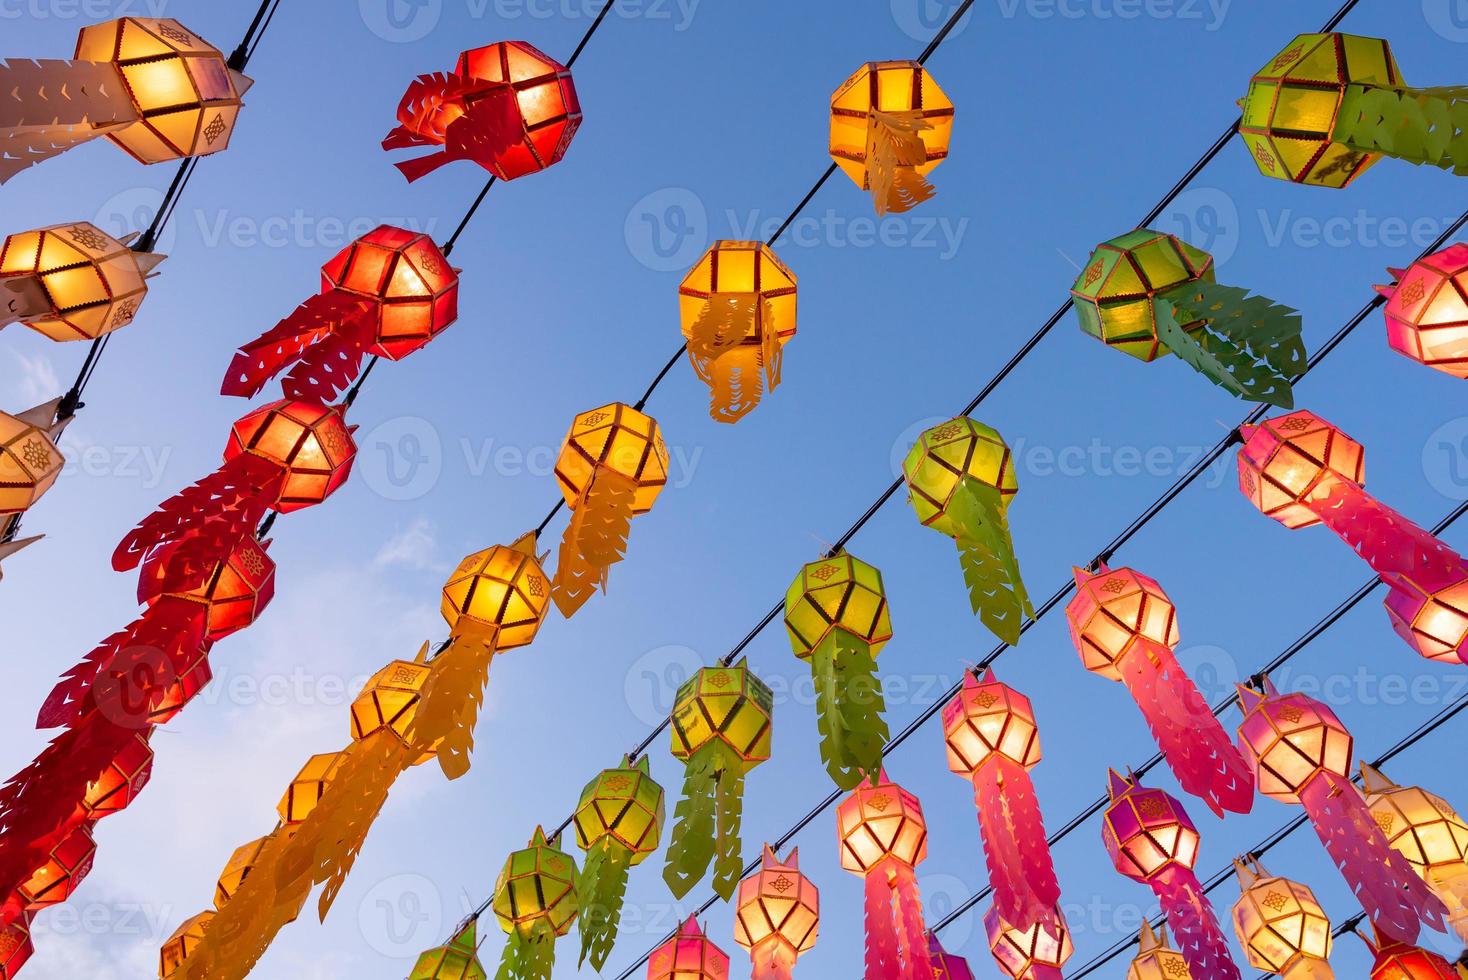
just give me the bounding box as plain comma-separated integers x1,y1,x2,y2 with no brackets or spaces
2,0,1467,977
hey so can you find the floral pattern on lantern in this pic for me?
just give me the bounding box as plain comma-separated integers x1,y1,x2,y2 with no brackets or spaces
0,400,66,516
734,846,819,980
491,827,579,980
1128,921,1194,980
138,535,276,640
648,916,729,980
830,61,953,214
1361,763,1468,944
574,755,664,970
0,222,163,341
1377,243,1468,378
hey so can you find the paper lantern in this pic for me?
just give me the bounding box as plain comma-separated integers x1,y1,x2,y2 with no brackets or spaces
277,751,344,826
410,917,486,980
830,60,953,214
783,552,892,789
931,935,977,980
984,902,1073,980
80,730,153,820
1236,678,1445,940
1362,930,1459,980
1238,410,1468,664
1239,33,1466,188
550,403,669,616
1128,922,1194,980
677,240,797,422
649,916,729,980
139,534,276,640
903,417,1032,644
491,827,579,980
0,400,66,516
664,662,773,900
0,222,164,341
942,668,1062,938
18,821,94,910
0,914,32,980
574,755,665,970
350,653,438,765
1361,763,1468,944
213,834,271,910
159,911,214,979
384,40,581,183
1377,244,1468,378
222,225,460,401
224,399,357,513
1101,772,1239,980
837,770,936,980
734,846,819,980
1066,564,1253,816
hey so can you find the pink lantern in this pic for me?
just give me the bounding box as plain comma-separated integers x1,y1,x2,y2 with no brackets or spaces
1377,243,1468,378
648,916,729,980
930,935,977,979
733,847,818,980
984,902,1073,980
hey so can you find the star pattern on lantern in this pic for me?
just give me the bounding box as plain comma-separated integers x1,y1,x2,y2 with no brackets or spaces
203,113,227,146
66,224,112,251
933,422,963,441
111,298,139,327
867,792,893,812
1136,795,1170,818
974,689,998,709
1164,957,1190,977
603,774,632,792
1279,417,1311,432
236,545,266,577
20,438,52,471
771,875,794,893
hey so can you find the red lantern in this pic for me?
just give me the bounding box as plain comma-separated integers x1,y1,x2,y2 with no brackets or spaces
1363,929,1459,980
0,913,32,979
1377,243,1468,379
139,534,276,640
79,731,153,819
648,916,729,980
17,822,94,910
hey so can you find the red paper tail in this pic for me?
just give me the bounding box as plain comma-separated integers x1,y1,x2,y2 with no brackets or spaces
221,291,377,398
864,869,901,980
1311,480,1465,580
280,311,374,403
1300,771,1447,941
391,83,522,185
1120,639,1255,816
974,757,1062,935
387,71,470,147
1155,867,1241,980
891,862,936,980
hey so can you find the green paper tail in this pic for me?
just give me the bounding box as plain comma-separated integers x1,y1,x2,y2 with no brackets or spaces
662,741,722,898
577,839,632,971
496,920,556,980
1156,281,1305,408
1335,83,1468,175
711,743,747,901
810,630,890,791
948,476,1034,646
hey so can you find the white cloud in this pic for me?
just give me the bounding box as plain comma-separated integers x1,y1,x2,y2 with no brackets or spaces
5,347,61,406
372,518,437,571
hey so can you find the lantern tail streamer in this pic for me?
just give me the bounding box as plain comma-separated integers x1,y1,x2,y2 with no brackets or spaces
1120,638,1255,817
550,467,638,617
1154,868,1241,980
712,746,747,900
974,756,1062,935
707,347,771,423
576,837,631,970
863,868,902,980
749,941,798,980
0,58,134,128
948,476,1033,646
1335,84,1468,175
1309,478,1466,581
221,291,377,398
390,83,522,183
382,71,471,148
891,861,937,979
686,295,757,369
406,627,498,780
864,110,936,215
0,126,106,183
1299,770,1447,941
810,629,888,791
1155,281,1305,409
498,919,558,980
663,740,736,899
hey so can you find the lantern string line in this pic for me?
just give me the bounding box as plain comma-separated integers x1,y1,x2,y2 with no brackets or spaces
1062,686,1468,980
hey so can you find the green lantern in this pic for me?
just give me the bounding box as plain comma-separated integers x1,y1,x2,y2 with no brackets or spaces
783,553,892,791
663,662,773,900
491,827,578,980
903,417,1032,646
573,756,665,971
1071,229,1304,408
410,918,486,980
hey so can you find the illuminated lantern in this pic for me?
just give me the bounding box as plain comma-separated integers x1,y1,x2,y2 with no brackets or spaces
1361,763,1468,943
1361,929,1458,980
783,552,892,790
984,903,1074,980
903,417,1032,644
278,751,345,826
0,222,164,340
1071,229,1303,406
0,399,66,516
1238,410,1468,664
677,240,797,422
941,668,1062,938
648,916,729,980
1377,244,1468,378
139,534,276,640
0,18,251,183
550,403,668,616
350,651,437,765
836,770,936,980
664,662,773,900
384,41,581,183
1128,921,1194,980
574,755,664,970
222,226,460,401
0,914,33,979
80,730,153,819
491,827,579,980
1066,564,1253,816
18,821,94,910
159,911,214,978
931,935,977,980
1101,771,1240,980
1235,678,1445,940
409,917,486,980
1239,33,1467,188
213,834,271,910
829,61,953,215
733,846,819,980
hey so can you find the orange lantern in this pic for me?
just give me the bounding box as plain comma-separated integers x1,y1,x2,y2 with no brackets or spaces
1361,929,1458,980
984,902,1074,980
734,846,819,980
277,752,344,826
350,652,437,766
18,822,95,910
0,400,66,516
649,916,729,980
138,535,276,640
1377,244,1468,378
0,222,164,341
829,61,954,214
1361,763,1468,943
1230,859,1334,980
225,399,357,513
213,835,271,909
159,910,214,978
0,914,33,979
80,731,153,820
1128,921,1193,980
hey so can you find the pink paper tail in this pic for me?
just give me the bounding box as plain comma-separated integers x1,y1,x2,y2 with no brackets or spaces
750,941,795,980
1155,867,1241,980
892,862,937,980
1300,771,1447,941
1311,480,1465,581
974,757,1062,934
864,869,902,980
1120,639,1255,816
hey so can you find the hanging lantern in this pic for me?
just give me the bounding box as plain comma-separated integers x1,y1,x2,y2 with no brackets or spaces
1066,564,1254,816
350,651,438,766
829,61,954,215
80,730,153,820
1377,243,1468,378
836,770,936,980
1238,409,1468,664
903,417,1032,644
1101,771,1240,980
409,917,486,980
222,225,460,401
0,222,164,340
1235,678,1445,940
677,240,797,422
941,668,1063,938
159,911,214,979
213,834,273,910
138,534,276,641
648,916,729,980
1128,921,1194,980
1361,763,1468,944
1238,33,1467,188
0,914,33,979
550,403,668,616
573,755,664,970
733,846,819,980
931,935,977,980
984,902,1074,980
1071,229,1303,407
491,827,579,980
664,662,773,900
384,40,581,183
1361,928,1459,980
17,821,95,910
783,552,892,790
0,17,251,183
277,751,345,826
0,399,67,516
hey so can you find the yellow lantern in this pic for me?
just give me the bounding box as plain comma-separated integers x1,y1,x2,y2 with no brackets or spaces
350,651,437,765
677,240,797,422
410,918,486,980
0,400,66,517
984,902,1074,980
276,752,344,826
573,755,664,970
734,846,819,980
1230,859,1334,980
830,61,954,214
0,222,164,341
159,911,214,979
213,835,271,910
1127,921,1192,980
491,827,579,980
1362,763,1468,943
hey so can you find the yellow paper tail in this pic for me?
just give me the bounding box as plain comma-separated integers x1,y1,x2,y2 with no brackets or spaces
865,110,936,216
708,347,767,423
551,468,639,617
1432,865,1468,945
407,627,498,780
687,295,757,372
1281,957,1335,980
